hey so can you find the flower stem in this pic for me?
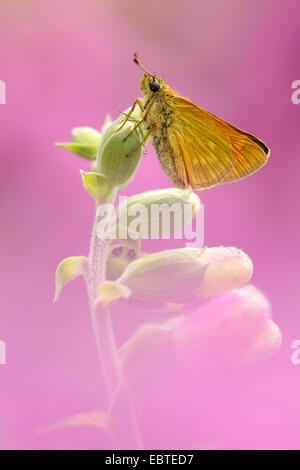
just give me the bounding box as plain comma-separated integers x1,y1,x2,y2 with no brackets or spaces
86,196,144,449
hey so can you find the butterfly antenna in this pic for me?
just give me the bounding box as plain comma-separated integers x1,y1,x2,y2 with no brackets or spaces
133,53,153,76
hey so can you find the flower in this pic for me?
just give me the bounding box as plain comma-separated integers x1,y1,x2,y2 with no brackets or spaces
173,284,281,369
120,285,281,386
116,246,253,306
106,244,138,281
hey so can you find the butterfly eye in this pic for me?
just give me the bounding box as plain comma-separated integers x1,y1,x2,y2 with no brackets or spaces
150,78,160,92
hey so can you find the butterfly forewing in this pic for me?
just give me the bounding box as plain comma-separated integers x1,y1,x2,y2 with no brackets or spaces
201,110,270,183
167,97,235,189
169,95,269,189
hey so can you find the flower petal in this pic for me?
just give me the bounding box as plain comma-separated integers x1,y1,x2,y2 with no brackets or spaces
195,246,253,299
173,284,281,368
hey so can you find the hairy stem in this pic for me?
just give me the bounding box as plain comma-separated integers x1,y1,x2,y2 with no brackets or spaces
86,195,144,449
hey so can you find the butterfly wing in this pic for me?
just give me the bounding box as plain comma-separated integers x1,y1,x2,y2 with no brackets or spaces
165,97,235,189
169,96,269,189
202,108,270,183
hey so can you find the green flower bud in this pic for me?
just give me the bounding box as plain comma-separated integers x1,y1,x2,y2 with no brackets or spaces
71,126,102,145
56,126,101,160
118,248,207,304
96,112,143,189
117,188,200,238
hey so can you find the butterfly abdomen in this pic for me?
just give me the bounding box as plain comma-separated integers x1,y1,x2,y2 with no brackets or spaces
143,94,188,188
152,125,189,189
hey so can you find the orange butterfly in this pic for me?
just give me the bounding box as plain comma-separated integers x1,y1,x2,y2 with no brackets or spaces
121,54,270,190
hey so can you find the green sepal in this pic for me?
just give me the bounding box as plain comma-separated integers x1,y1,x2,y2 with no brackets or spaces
55,142,98,161
54,256,88,302
80,170,114,202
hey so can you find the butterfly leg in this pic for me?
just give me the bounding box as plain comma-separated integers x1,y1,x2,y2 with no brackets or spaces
124,124,156,158
117,98,144,131
118,111,129,118
122,97,156,142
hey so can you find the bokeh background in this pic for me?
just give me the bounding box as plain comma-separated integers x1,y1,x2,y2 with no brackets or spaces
1,0,300,449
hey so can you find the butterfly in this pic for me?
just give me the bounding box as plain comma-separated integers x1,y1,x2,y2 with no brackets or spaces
121,54,270,190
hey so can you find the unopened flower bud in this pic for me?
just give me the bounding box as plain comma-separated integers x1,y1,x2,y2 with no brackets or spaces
56,126,101,160
118,248,207,303
71,126,101,145
117,188,200,237
96,112,143,189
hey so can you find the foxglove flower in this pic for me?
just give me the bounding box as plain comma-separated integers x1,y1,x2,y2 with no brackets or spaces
121,285,281,385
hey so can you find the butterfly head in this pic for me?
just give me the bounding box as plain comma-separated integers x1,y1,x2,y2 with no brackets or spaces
133,53,165,97
140,74,164,96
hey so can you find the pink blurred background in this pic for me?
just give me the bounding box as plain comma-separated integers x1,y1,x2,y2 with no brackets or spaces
1,0,300,449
